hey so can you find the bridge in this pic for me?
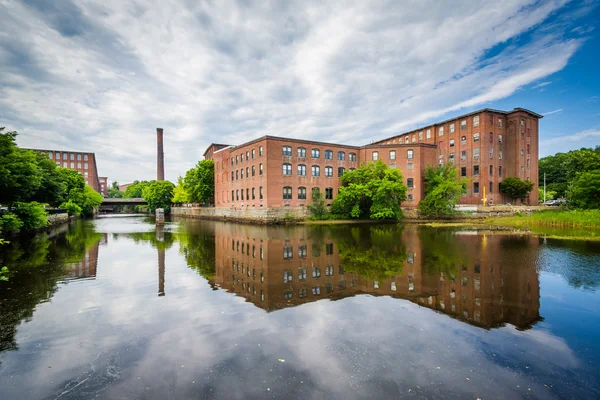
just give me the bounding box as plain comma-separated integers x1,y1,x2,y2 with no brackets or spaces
100,197,147,212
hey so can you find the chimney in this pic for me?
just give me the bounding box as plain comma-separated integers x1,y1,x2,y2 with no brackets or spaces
157,128,164,181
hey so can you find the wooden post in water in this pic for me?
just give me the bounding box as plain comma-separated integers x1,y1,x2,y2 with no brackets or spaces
156,224,165,297
156,208,165,225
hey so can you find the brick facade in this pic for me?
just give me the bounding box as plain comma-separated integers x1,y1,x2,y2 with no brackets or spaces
28,149,103,193
207,107,542,209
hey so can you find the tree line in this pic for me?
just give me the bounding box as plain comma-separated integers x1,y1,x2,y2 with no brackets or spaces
0,129,103,235
539,146,600,208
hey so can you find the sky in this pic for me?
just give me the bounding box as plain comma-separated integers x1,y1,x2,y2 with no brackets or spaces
0,0,599,184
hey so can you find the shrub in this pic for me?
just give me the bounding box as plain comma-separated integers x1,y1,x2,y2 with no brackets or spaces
0,213,24,234
307,189,329,219
142,180,175,213
13,202,48,231
60,200,83,216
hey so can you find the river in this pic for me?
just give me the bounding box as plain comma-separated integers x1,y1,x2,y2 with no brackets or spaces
1,215,599,399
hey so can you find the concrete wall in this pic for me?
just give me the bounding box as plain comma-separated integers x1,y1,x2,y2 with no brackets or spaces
172,205,311,223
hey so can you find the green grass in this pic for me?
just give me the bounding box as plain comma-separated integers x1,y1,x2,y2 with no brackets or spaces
486,209,600,229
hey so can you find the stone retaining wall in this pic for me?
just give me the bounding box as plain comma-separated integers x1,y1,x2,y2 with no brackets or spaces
171,205,311,223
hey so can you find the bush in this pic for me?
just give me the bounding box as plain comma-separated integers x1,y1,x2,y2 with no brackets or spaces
307,189,329,219
12,202,48,231
142,180,175,213
419,164,467,217
0,213,24,234
500,177,534,203
60,200,83,216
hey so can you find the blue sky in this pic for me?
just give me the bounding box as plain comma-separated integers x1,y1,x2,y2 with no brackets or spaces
0,0,598,183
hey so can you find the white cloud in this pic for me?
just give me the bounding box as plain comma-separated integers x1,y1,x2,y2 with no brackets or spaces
0,0,590,182
533,81,553,89
542,108,564,115
540,128,600,156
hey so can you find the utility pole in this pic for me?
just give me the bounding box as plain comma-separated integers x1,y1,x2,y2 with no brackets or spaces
543,172,546,202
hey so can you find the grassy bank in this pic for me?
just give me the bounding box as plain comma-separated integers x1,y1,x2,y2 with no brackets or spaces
486,210,600,230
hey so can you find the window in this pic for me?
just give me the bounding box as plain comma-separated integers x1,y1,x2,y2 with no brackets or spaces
70,162,74,168
252,187,256,199
427,129,432,139
298,164,306,176
474,182,480,194
298,187,307,200
325,265,333,276
236,155,239,164
461,167,467,177
84,163,88,169
282,146,292,156
231,190,234,202
498,118,503,129
77,154,81,160
312,266,321,278
84,172,88,178
499,166,502,177
389,150,396,160
460,135,466,145
259,163,263,175
349,152,357,162
283,186,292,200
407,149,414,159
326,243,334,255
231,171,234,181
77,163,81,168
521,166,525,173
473,115,480,127
246,188,249,200
324,150,332,160
69,153,74,160
334,151,344,161
241,153,244,162
437,127,443,137
283,163,292,175
325,166,333,177
236,170,239,180
489,165,493,176
246,151,249,160
372,151,379,161
419,131,423,140
407,194,414,201
241,169,244,179
405,136,409,144
489,182,493,193
298,147,306,158
241,189,244,200
412,135,416,143
312,165,320,176
252,165,256,176
498,134,503,144
450,123,455,134
338,167,345,177
246,167,249,177
231,157,234,166
521,148,524,156
474,165,480,176
56,161,60,166
449,152,455,162
283,268,293,282
473,148,480,159
527,144,530,154
259,146,263,156
473,133,480,142
499,150,503,160
83,154,88,161
407,163,414,169
252,149,255,159
325,187,333,200
450,139,455,147
489,148,493,159
407,178,414,188
259,186,263,199
461,120,467,130
461,151,467,161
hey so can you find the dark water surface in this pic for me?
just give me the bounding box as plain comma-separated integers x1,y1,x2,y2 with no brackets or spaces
1,216,599,399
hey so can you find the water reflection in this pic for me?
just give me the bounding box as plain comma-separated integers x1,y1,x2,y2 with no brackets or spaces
213,224,541,330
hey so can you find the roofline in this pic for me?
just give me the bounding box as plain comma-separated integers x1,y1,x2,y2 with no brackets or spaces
374,107,543,145
202,143,230,157
219,135,362,153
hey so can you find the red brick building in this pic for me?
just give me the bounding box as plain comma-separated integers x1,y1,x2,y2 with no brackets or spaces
206,107,542,208
98,177,108,197
28,149,104,193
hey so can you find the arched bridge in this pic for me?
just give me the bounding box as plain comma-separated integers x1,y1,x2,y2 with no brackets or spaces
100,197,147,212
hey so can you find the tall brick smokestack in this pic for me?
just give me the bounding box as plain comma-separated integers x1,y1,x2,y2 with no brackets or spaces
157,128,164,181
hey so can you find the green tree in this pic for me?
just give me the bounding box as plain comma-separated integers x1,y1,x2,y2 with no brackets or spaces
0,213,24,235
500,177,534,203
142,180,175,213
183,159,214,203
60,200,83,216
30,153,67,206
538,188,557,203
307,188,328,219
571,170,600,209
12,202,48,231
331,160,407,219
172,176,190,204
0,129,43,206
124,180,152,198
419,164,467,216
57,168,85,197
539,147,600,198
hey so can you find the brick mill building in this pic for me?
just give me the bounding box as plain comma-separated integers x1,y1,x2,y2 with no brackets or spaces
205,107,542,208
28,149,104,194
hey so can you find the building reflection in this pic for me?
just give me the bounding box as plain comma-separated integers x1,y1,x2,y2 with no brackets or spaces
213,224,541,330
63,233,108,281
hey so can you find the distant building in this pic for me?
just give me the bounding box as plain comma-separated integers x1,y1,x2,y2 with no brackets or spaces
99,177,108,197
118,183,133,192
206,107,542,207
28,149,103,193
